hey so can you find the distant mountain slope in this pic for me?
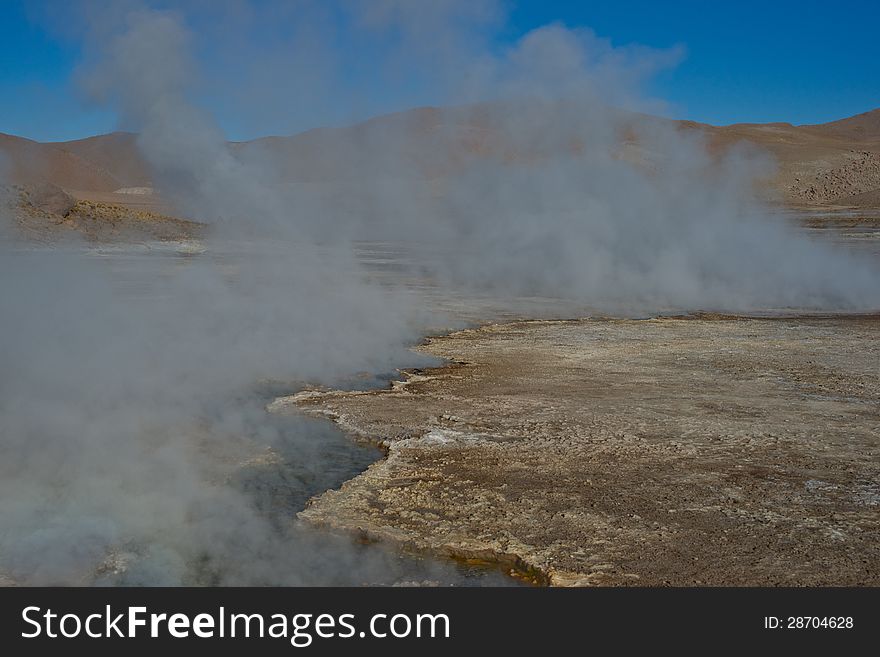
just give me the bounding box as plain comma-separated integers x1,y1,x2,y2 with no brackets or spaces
802,108,880,141
0,133,122,192
232,105,501,182
54,132,151,188
705,109,880,206
2,106,879,210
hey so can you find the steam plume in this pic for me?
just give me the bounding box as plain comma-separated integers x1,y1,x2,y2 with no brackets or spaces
1,1,877,585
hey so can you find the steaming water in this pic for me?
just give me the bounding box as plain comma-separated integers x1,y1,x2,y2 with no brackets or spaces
203,383,522,586
3,2,879,587
795,209,880,258
46,240,521,586
1,211,875,586
355,209,880,320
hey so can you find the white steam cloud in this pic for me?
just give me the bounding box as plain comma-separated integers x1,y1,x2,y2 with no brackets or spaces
1,1,877,585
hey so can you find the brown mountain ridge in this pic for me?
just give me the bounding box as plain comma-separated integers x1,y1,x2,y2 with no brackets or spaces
2,106,879,216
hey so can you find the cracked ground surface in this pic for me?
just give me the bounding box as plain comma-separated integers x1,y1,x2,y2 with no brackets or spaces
271,316,880,586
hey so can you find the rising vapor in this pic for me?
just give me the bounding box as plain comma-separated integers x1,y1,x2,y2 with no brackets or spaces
1,0,877,585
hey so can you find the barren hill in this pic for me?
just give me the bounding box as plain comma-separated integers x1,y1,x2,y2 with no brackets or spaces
232,105,500,183
3,106,880,213
0,132,122,192
703,108,880,207
802,108,880,141
56,132,151,189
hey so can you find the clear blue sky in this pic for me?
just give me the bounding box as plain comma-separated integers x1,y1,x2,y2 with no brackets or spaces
1,0,877,142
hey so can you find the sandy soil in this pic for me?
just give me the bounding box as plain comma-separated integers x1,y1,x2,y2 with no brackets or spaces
273,316,880,585
3,183,202,243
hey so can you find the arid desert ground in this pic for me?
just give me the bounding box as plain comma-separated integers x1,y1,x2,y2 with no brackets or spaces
274,315,879,585
2,106,879,586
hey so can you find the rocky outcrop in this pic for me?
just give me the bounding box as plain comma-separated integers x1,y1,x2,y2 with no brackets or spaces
20,182,76,216
788,150,880,205
2,184,203,243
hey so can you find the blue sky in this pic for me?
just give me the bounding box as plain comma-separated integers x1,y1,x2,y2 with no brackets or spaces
1,0,877,142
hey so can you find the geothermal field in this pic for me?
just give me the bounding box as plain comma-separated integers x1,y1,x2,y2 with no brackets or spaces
1,5,878,589
282,315,880,585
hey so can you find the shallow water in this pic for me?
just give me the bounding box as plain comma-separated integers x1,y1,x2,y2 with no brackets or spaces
13,240,522,586
1,208,875,586
216,380,523,586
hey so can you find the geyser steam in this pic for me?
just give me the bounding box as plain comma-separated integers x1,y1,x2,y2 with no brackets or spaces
1,1,877,585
